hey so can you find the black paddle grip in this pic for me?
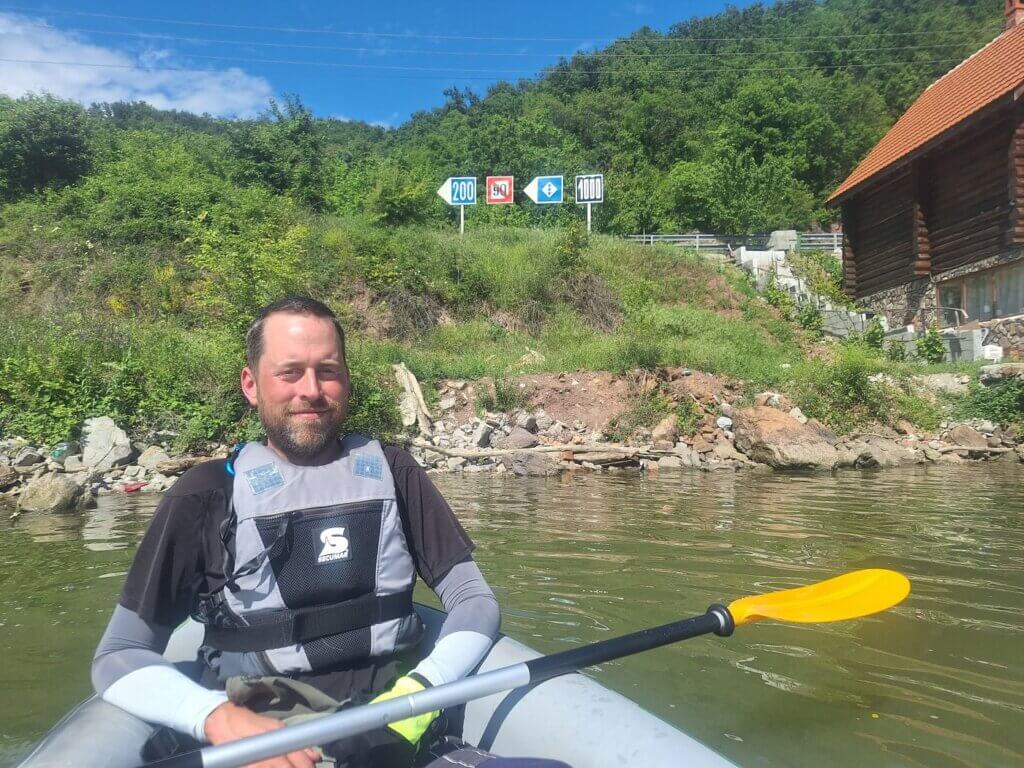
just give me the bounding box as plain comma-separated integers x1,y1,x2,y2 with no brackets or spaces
526,605,734,685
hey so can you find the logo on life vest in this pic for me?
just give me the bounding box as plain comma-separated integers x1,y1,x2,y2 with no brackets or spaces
317,527,350,563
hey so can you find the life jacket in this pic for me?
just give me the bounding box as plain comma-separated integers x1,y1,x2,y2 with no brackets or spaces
195,435,423,681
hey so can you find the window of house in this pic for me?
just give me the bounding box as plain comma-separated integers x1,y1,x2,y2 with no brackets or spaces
936,260,1024,326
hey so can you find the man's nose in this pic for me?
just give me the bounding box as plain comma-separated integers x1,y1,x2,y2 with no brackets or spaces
297,368,322,399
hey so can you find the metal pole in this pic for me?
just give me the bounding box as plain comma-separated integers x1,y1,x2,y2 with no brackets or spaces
586,203,592,234
459,205,465,236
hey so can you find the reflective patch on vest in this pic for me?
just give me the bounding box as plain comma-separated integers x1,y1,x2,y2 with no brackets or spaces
352,452,383,481
317,526,351,563
244,462,285,495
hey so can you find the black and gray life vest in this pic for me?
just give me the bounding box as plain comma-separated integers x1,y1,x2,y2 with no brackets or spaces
197,435,423,680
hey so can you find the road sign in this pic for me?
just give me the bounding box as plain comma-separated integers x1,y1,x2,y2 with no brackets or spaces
524,175,563,204
437,176,477,206
486,176,514,205
575,174,604,204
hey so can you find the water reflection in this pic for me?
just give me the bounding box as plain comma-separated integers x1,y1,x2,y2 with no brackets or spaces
1,464,1022,767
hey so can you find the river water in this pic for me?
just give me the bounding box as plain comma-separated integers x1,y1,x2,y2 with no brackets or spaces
2,463,1023,767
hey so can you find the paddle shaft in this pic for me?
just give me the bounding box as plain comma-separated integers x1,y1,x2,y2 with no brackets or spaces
142,605,734,768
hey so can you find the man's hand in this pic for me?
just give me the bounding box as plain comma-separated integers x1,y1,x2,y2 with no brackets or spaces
204,701,321,768
369,674,438,746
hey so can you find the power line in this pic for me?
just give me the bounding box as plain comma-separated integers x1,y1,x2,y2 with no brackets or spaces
0,56,969,81
0,5,1000,44
7,22,982,60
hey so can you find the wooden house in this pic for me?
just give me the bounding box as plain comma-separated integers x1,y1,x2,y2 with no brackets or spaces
828,1,1024,354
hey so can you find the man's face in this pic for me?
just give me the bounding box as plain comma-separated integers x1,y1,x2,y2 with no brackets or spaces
240,312,350,462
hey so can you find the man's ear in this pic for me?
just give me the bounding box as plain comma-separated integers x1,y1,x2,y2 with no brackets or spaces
240,366,259,407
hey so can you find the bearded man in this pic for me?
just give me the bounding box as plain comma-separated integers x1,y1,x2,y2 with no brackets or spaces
91,297,567,768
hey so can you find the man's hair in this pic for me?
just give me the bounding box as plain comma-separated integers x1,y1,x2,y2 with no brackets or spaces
245,296,346,370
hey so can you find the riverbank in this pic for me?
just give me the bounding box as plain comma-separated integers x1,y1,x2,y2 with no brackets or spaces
3,363,1021,515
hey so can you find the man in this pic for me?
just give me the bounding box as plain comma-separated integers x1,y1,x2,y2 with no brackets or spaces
92,297,568,768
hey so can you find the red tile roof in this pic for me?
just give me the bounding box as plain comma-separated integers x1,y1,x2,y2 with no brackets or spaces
828,23,1024,203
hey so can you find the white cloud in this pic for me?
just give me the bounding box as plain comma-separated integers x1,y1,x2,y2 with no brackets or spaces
0,13,273,117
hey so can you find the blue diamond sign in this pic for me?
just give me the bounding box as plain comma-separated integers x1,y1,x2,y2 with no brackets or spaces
524,175,563,204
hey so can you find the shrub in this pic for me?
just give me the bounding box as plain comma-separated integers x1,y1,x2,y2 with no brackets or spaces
884,339,906,362
915,323,946,364
476,378,528,413
953,380,1024,426
796,303,823,336
864,317,885,350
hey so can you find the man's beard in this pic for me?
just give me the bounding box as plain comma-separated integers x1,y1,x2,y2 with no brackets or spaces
257,398,346,462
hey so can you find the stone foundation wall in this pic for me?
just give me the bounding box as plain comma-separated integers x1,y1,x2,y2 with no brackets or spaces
856,277,934,328
857,249,1024,337
982,315,1024,360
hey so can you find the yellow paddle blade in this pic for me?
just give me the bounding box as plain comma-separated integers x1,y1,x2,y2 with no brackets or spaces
728,569,910,627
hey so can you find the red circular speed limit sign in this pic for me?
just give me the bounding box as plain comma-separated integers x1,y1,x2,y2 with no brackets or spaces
486,176,514,205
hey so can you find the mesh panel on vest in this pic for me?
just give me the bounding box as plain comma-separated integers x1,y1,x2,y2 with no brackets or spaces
303,628,373,670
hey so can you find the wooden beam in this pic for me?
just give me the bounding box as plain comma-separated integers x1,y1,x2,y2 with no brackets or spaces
912,161,931,277
1010,102,1024,246
841,203,857,298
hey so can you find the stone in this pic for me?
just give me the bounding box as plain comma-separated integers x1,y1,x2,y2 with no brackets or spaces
692,436,713,454
918,373,969,396
0,465,17,490
788,407,808,424
895,420,916,436
82,417,134,471
155,457,205,475
535,411,554,431
979,362,1024,386
137,448,171,473
17,474,85,513
651,414,679,444
923,446,941,461
445,457,467,471
501,452,556,477
516,413,538,433
839,437,921,469
977,420,996,435
767,229,798,251
471,422,493,448
716,416,734,430
733,406,840,470
712,441,748,463
496,427,539,450
438,397,458,411
948,425,988,450
657,456,683,469
13,448,44,467
720,402,733,418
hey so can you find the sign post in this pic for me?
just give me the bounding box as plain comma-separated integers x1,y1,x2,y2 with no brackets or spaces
524,175,564,205
437,176,477,235
574,174,604,233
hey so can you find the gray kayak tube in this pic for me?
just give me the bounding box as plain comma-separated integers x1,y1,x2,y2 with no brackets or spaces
18,604,739,768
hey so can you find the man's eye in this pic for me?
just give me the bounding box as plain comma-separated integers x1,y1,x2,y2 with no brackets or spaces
279,369,302,380
318,368,342,379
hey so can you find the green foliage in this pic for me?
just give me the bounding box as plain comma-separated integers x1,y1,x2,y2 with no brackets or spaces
605,390,674,443
790,343,938,432
763,273,795,316
230,96,327,209
796,303,823,336
788,250,848,306
864,317,886,351
915,323,946,364
476,378,528,414
0,95,94,201
884,340,906,362
555,220,589,275
953,380,1024,426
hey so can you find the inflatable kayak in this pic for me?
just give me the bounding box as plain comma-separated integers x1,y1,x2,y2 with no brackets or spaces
17,604,738,768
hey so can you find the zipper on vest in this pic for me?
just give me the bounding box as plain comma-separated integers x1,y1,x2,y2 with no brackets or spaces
253,499,385,528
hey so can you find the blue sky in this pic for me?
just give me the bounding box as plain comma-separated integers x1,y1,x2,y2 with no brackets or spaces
0,1,744,126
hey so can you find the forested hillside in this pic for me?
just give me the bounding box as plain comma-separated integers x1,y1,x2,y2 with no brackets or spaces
0,0,1008,447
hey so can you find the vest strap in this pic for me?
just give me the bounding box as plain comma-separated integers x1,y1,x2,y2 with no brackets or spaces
203,589,415,652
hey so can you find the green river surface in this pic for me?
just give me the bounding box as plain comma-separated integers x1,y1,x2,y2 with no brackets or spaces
2,463,1023,768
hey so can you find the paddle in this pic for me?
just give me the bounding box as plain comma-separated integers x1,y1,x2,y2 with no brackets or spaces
140,568,910,768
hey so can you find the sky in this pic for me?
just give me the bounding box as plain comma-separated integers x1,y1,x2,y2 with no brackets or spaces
0,1,744,126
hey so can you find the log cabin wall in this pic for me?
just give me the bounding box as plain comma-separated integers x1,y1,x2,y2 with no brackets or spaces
847,169,915,298
927,118,1013,273
1011,102,1024,245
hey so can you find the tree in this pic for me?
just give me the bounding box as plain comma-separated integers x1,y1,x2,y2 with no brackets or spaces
0,95,94,201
